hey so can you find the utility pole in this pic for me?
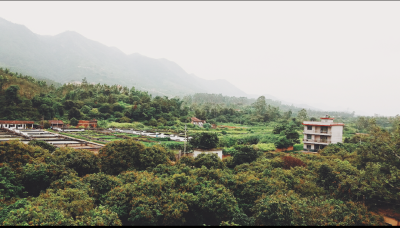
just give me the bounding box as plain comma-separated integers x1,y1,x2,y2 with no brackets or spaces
184,123,187,156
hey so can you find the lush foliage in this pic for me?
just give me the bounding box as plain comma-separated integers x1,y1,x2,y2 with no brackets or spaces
189,132,219,149
0,68,398,226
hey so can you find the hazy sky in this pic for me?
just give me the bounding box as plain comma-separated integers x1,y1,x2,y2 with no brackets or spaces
0,1,399,116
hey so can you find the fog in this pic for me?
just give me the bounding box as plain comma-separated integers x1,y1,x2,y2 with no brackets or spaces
0,1,399,116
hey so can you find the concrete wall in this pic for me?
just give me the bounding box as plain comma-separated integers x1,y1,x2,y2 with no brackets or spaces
304,144,315,150
193,150,223,160
331,126,343,143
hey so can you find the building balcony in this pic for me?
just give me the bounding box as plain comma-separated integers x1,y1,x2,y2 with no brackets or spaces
303,130,331,135
303,139,331,144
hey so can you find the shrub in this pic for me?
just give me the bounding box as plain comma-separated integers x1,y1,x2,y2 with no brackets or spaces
98,139,145,175
293,144,303,151
0,199,29,225
270,156,284,168
255,143,276,152
70,117,79,126
133,122,145,129
259,134,279,144
273,124,287,134
189,132,219,149
232,145,261,166
222,147,237,155
138,145,171,170
319,143,357,156
0,141,50,172
237,135,261,145
28,140,56,153
0,165,25,199
99,140,171,174
49,172,90,191
178,156,195,167
43,120,51,129
316,164,338,190
49,147,100,177
83,173,123,203
282,156,306,169
118,116,131,123
2,188,122,226
274,135,292,149
222,156,235,168
219,136,236,147
194,153,224,169
74,205,122,226
21,163,76,197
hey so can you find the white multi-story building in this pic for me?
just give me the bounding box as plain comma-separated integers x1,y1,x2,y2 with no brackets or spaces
302,116,344,152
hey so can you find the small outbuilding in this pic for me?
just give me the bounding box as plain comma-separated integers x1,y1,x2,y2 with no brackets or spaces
191,117,206,127
77,119,98,128
0,120,35,129
48,120,64,128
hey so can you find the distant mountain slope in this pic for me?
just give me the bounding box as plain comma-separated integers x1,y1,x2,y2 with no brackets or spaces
0,17,248,98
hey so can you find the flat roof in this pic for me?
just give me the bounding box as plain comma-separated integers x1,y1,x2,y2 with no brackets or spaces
302,122,344,126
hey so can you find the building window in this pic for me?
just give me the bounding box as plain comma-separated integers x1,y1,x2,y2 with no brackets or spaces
307,145,311,150
307,126,312,130
307,134,312,139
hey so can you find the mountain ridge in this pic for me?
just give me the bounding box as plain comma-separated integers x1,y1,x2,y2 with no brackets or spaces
0,17,249,98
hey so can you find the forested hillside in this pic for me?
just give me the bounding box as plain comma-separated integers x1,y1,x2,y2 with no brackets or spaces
1,67,399,134
1,67,400,225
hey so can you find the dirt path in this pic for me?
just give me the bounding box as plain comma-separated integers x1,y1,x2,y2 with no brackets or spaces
371,212,400,226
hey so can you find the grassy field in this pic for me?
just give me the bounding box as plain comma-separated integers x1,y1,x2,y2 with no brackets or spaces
51,121,349,153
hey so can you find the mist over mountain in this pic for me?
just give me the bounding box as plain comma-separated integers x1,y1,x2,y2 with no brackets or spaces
0,17,248,98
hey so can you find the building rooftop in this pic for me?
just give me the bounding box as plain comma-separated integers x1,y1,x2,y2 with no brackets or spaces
0,120,34,124
302,121,344,126
191,117,204,122
48,120,64,124
78,119,97,123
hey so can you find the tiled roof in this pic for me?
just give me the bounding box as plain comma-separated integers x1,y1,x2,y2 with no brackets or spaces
191,117,203,122
48,120,64,124
78,119,97,123
0,120,34,124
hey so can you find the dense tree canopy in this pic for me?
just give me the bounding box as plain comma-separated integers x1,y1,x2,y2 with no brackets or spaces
0,68,397,226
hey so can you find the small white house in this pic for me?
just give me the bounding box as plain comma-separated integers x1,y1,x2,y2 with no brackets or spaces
302,115,344,152
191,117,206,127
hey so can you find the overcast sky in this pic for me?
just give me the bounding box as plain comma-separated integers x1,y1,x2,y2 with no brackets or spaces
0,1,399,116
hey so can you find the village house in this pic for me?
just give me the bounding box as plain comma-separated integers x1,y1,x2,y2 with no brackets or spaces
302,115,344,152
191,117,206,127
0,120,34,130
77,119,98,128
48,120,64,128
